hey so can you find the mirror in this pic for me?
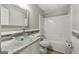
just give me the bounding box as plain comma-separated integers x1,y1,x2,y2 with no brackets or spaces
1,7,9,25
0,4,29,27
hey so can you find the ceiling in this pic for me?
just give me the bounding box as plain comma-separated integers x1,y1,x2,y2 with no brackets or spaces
37,4,70,17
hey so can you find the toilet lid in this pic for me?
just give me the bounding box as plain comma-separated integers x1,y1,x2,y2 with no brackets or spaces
40,40,50,47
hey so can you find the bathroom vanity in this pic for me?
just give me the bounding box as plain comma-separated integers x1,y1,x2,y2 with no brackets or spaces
16,37,40,54
1,32,40,54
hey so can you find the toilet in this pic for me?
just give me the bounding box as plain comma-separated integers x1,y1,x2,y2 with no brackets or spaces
40,39,50,54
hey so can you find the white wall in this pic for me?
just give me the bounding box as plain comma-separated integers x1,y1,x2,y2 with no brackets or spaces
44,15,71,53
26,4,44,29
72,5,79,31
39,15,44,35
71,5,79,54
0,5,1,51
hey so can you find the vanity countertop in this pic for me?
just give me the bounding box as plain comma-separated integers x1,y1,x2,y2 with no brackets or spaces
1,33,40,54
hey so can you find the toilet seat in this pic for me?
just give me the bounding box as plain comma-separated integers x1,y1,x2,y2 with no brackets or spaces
40,40,50,48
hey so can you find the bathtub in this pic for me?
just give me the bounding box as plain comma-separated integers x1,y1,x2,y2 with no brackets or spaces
49,40,67,53
1,33,40,54
49,35,79,54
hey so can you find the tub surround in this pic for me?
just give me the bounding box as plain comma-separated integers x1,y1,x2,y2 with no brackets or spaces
44,15,71,53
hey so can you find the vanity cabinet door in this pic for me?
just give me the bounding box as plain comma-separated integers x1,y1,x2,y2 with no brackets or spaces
17,46,31,54
31,40,40,54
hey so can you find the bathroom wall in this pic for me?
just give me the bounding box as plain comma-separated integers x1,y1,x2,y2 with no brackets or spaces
39,15,44,35
26,4,44,29
71,5,79,53
1,4,44,32
0,5,1,51
72,5,79,31
44,14,71,53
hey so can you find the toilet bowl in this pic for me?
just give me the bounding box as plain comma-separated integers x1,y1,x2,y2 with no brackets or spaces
40,40,50,48
40,39,50,54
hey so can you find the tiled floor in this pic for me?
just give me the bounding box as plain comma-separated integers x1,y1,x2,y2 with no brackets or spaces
47,49,64,54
